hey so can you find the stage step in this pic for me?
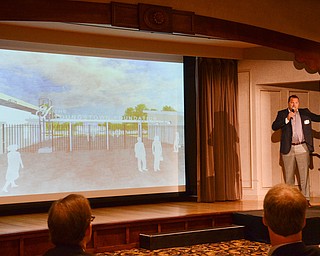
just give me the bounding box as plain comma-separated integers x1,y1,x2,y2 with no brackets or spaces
139,225,245,250
232,208,320,245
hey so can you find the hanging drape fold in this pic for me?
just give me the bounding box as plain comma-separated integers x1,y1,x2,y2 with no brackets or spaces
197,58,242,202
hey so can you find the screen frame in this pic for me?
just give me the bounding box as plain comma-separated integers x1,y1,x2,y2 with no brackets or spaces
0,41,197,215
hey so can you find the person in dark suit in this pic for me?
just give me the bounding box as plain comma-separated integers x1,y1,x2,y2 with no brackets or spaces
263,183,320,256
43,194,95,256
272,95,320,206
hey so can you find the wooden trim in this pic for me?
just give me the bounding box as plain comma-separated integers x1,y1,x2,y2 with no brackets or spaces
111,2,138,28
0,1,317,50
138,3,173,33
172,10,195,35
0,0,111,24
0,1,318,77
0,212,234,255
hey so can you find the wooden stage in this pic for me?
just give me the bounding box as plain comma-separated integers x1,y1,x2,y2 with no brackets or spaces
1,199,319,256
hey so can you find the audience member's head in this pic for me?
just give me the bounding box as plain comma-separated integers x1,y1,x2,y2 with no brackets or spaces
47,194,93,249
263,183,307,238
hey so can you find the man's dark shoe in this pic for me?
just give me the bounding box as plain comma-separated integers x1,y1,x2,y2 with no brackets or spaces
307,200,312,208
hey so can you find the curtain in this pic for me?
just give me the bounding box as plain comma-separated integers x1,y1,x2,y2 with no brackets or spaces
197,58,242,202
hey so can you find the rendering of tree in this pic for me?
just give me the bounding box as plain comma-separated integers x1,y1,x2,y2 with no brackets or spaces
162,105,176,111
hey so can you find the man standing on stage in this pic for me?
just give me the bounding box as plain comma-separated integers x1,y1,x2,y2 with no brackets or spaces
272,95,320,207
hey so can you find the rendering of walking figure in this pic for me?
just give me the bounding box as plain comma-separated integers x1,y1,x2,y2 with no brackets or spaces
134,137,148,172
152,135,163,171
173,131,180,152
2,144,24,192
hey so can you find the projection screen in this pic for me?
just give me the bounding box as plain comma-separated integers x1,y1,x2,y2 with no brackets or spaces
0,44,185,205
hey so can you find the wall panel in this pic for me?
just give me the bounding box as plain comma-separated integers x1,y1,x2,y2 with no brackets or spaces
260,90,282,188
238,71,252,188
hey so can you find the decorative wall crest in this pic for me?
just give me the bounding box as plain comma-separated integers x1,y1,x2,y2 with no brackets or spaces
139,4,173,32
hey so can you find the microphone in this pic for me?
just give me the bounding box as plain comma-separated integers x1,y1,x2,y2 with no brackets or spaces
290,108,295,121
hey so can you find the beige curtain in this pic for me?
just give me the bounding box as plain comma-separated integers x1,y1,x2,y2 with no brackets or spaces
197,58,242,202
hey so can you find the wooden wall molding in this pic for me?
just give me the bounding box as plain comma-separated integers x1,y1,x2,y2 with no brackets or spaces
172,10,195,35
111,2,195,34
1,212,233,255
139,3,173,33
111,2,138,29
0,0,319,74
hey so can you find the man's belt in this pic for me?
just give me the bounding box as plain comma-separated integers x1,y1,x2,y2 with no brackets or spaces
292,141,306,145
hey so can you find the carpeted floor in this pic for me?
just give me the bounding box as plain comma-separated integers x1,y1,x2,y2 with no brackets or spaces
97,239,271,255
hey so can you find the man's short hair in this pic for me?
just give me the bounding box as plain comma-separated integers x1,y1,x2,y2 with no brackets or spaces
288,94,299,103
47,194,92,246
263,183,307,237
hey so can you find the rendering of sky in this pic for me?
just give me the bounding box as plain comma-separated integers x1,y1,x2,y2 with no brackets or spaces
0,49,184,117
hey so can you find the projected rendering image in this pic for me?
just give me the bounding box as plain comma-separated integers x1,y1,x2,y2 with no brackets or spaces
0,49,185,203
